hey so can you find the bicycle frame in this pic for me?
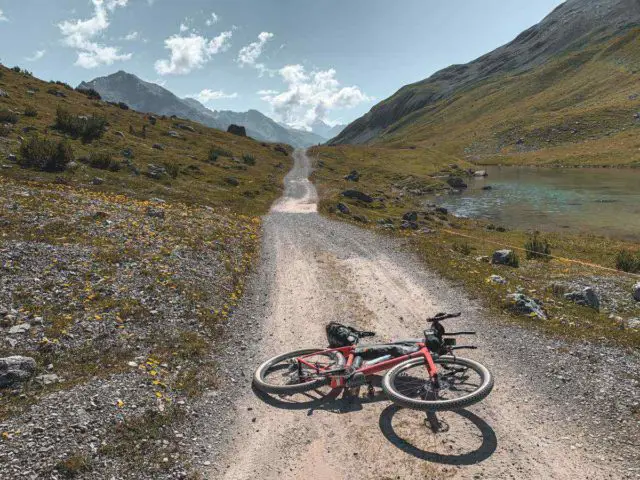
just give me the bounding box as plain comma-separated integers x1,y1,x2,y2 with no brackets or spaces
297,343,439,389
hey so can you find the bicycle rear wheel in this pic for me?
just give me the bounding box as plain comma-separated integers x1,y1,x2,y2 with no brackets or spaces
253,349,345,395
382,356,493,411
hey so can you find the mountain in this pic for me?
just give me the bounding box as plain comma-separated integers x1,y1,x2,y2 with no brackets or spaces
310,119,346,139
331,0,640,159
79,71,323,148
78,71,225,131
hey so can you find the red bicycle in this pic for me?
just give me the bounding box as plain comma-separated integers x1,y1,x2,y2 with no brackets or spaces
253,313,493,411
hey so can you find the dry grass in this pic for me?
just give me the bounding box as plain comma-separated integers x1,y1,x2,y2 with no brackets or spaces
352,27,640,168
0,64,291,215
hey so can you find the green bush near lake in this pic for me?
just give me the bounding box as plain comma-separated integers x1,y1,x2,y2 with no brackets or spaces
615,249,640,273
525,232,551,260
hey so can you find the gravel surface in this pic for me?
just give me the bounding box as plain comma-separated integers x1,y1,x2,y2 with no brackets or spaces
200,149,639,479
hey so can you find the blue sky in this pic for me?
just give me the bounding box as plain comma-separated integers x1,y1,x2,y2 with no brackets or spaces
0,0,564,129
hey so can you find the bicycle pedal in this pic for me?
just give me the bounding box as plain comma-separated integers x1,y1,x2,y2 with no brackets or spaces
346,372,367,388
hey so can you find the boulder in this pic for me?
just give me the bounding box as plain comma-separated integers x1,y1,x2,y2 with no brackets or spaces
114,131,126,138
506,293,546,320
492,249,518,266
634,283,640,302
353,214,368,223
168,130,181,138
336,203,350,214
341,190,373,203
627,318,640,329
152,143,165,150
473,170,488,177
482,186,493,191
8,323,30,334
0,356,36,388
149,116,158,125
274,145,289,156
435,207,448,215
35,374,61,386
446,176,468,189
402,211,418,222
146,206,165,219
0,89,8,98
475,256,491,263
146,164,167,179
178,124,196,133
91,177,104,185
344,170,360,182
122,148,134,158
564,287,600,311
225,177,240,187
400,221,419,230
487,275,507,285
7,154,17,163
227,124,247,137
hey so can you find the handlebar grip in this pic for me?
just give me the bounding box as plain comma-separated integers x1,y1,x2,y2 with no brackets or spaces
358,331,376,338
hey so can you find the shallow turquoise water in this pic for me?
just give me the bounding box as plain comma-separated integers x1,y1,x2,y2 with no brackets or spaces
431,166,640,241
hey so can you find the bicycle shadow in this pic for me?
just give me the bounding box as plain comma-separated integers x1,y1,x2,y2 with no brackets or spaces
379,404,497,466
253,377,497,466
251,375,386,414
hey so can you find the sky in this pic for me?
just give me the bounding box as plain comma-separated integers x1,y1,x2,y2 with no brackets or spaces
0,0,565,129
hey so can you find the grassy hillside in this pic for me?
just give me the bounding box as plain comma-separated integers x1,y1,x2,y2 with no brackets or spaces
310,145,640,348
0,65,289,477
338,27,640,167
0,64,291,213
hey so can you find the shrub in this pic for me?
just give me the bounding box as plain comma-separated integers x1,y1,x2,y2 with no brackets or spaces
55,107,107,142
207,150,219,163
0,109,19,124
163,162,179,179
452,241,473,256
24,106,38,117
18,136,73,172
88,152,120,171
210,146,233,158
242,153,256,166
524,232,551,260
615,249,640,273
118,102,129,110
11,66,21,73
51,80,73,90
506,252,520,268
76,87,101,100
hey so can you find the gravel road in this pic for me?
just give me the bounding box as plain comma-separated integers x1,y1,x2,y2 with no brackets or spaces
204,149,639,479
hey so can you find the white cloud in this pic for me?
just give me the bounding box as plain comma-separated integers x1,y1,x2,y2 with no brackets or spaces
237,32,274,69
123,31,139,41
205,12,218,26
190,89,238,104
179,23,189,33
257,89,278,96
25,50,46,61
154,31,232,75
261,64,370,130
0,9,7,21
58,0,132,68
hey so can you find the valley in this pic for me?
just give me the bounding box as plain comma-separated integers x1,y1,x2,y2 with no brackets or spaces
1,0,640,478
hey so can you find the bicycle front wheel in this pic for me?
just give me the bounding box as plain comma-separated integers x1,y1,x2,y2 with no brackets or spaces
382,356,493,411
253,349,345,395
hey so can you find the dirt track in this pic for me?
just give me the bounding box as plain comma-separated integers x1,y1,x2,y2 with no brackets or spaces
208,149,638,480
